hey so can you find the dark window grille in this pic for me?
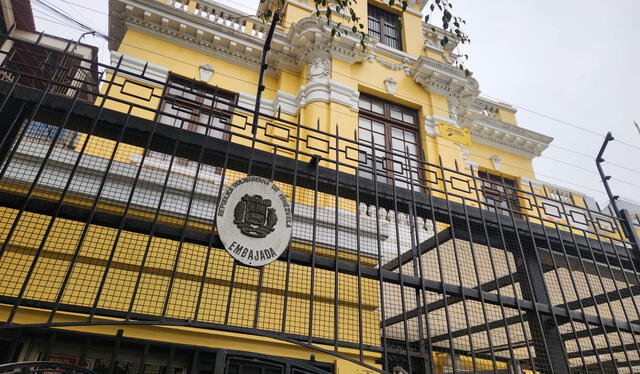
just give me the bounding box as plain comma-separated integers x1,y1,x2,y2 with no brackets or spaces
367,4,402,50
148,75,236,171
358,95,419,189
478,170,520,216
0,40,98,102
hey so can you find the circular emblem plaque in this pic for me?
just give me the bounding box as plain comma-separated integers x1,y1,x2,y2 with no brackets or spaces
216,176,293,267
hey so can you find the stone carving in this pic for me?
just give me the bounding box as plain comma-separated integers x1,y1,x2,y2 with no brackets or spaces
308,57,331,81
384,77,398,94
448,102,458,121
491,155,502,171
198,63,214,82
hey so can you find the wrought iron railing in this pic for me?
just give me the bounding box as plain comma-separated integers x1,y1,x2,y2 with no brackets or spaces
0,33,639,374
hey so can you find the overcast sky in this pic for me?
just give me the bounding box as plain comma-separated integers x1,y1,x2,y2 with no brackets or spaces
31,0,640,206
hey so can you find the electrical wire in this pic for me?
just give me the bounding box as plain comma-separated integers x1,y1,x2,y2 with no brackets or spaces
46,0,113,15
32,0,108,39
40,1,638,162
480,92,640,154
30,11,640,196
43,0,105,34
27,8,640,200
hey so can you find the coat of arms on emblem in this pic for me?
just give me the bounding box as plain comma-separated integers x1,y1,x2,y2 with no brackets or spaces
233,194,278,238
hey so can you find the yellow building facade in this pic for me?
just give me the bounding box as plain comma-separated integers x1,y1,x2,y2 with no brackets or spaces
2,0,640,374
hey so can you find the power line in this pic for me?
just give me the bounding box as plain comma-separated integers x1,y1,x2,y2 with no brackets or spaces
45,0,109,16
27,11,640,199
32,0,108,39
30,13,640,197
480,92,640,154
30,1,640,162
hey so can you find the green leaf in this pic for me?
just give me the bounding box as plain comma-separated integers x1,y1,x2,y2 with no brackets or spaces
440,36,449,47
402,1,408,11
388,0,395,5
424,14,429,22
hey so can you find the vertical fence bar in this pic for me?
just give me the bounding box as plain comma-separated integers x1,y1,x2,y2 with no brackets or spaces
405,148,434,374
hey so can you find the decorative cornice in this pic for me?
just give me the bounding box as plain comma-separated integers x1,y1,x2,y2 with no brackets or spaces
110,0,273,72
109,0,552,162
462,117,553,159
239,78,359,116
474,95,517,115
410,55,480,115
281,17,369,68
421,23,459,54
109,51,169,84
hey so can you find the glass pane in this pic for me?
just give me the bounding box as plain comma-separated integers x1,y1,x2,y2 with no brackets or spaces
359,150,369,165
406,143,417,154
392,137,404,151
359,117,372,130
215,100,229,111
393,159,403,173
404,131,416,143
180,89,196,101
359,96,371,110
402,112,414,123
391,127,402,139
372,121,385,133
371,101,383,114
390,107,402,120
359,128,372,143
373,133,385,146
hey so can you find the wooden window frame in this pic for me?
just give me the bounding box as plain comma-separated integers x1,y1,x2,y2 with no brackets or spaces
367,4,403,50
157,74,236,137
151,74,237,170
478,170,521,216
358,94,421,187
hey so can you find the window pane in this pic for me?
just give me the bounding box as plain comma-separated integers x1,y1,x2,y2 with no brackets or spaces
372,121,385,134
371,101,383,114
404,131,416,143
359,128,372,142
373,133,385,146
359,96,372,110
402,112,414,123
390,107,402,120
392,137,404,151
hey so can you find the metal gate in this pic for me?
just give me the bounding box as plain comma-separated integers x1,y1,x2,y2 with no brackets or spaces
0,33,640,373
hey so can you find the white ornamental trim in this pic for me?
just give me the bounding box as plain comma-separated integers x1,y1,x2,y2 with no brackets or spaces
464,118,553,159
238,79,360,117
109,51,169,84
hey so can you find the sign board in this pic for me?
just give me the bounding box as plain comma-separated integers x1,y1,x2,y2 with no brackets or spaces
438,121,471,145
217,176,293,267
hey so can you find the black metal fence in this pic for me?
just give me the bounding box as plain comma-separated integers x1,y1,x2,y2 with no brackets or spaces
0,33,640,374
